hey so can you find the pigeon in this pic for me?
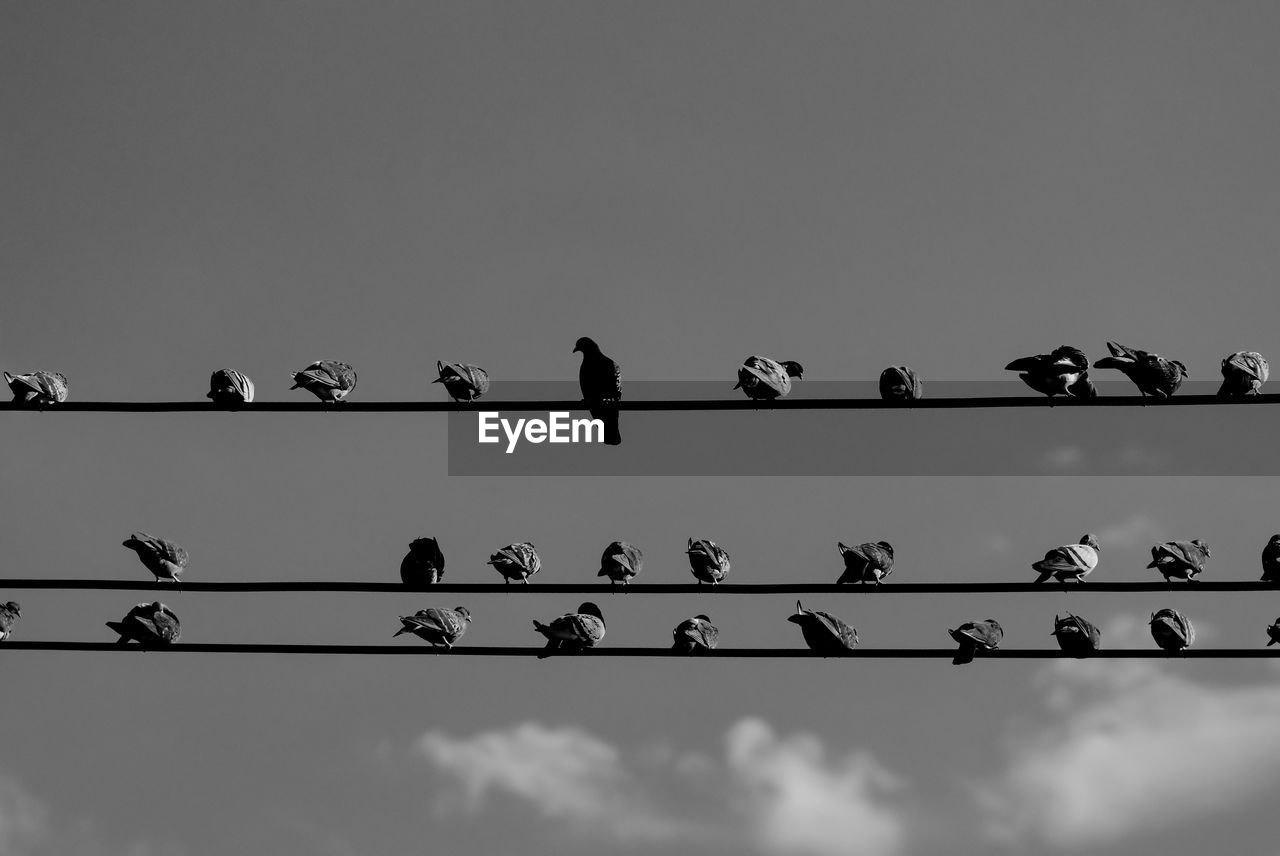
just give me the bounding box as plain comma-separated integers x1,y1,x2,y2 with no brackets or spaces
734,356,804,400
533,602,605,657
687,538,731,585
950,619,1003,665
0,602,21,642
573,337,622,445
1092,341,1188,398
788,601,859,654
289,360,357,402
1219,351,1269,399
123,533,188,586
207,368,255,404
879,366,923,401
393,606,471,648
433,361,490,402
836,541,895,585
672,614,720,654
1004,347,1096,399
488,542,541,584
107,602,181,646
1262,535,1280,583
400,537,445,587
1149,608,1194,651
1052,613,1102,656
5,371,69,405
1147,540,1211,583
1267,618,1280,647
598,541,643,586
1032,534,1101,583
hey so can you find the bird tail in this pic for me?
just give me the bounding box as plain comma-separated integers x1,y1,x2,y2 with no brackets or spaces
1032,571,1053,584
952,644,976,666
592,408,621,445
393,627,409,637
1269,637,1277,647
532,620,550,638
105,621,130,644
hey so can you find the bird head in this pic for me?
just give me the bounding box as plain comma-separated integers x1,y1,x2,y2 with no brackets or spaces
409,537,439,553
1192,540,1211,556
1081,533,1101,551
573,337,599,354
454,607,472,622
122,534,147,551
577,602,604,622
781,361,805,379
876,541,894,556
2,602,20,616
1172,361,1189,377
693,614,711,623
1271,534,1280,546
787,600,808,624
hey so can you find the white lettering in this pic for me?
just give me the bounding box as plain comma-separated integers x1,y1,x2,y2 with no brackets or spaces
502,418,526,454
478,412,500,443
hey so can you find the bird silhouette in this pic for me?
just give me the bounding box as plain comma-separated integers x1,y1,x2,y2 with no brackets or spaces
788,601,859,654
0,602,21,642
1032,534,1100,583
289,360,357,402
1005,347,1095,398
207,369,255,404
734,356,803,400
488,542,541,584
672,615,720,653
1147,540,1211,583
1052,613,1101,656
393,607,471,648
433,361,490,402
400,537,446,587
836,541,895,585
533,602,605,657
107,602,181,646
123,533,188,587
1150,608,1194,651
597,541,642,586
879,366,923,401
1219,351,1269,398
574,337,622,445
5,371,69,405
949,619,1003,665
1093,341,1187,398
687,538,731,585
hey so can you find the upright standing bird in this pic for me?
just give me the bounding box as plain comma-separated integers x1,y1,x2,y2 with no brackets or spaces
123,533,188,586
597,541,643,586
289,360,357,402
393,606,471,648
1261,534,1280,583
107,602,181,645
1267,619,1280,647
836,541,895,585
400,537,446,587
488,542,542,584
1147,540,1211,583
573,337,622,445
788,601,859,653
687,538,731,585
5,371,69,405
1149,608,1194,651
207,368,255,404
1092,341,1188,398
433,361,490,402
1052,613,1102,656
1004,347,1095,399
672,615,720,653
879,366,923,401
734,356,804,400
1218,351,1269,399
1032,534,1101,583
533,602,606,657
0,602,21,642
949,619,1003,665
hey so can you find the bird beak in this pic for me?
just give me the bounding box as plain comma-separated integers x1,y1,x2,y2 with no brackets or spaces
430,377,444,383
572,346,581,353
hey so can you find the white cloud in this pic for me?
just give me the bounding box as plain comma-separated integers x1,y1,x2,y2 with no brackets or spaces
1041,446,1085,471
0,775,49,856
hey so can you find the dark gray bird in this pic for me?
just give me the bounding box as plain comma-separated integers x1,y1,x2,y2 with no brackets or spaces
1004,347,1095,399
433,361,490,402
1262,535,1280,583
598,541,642,586
734,356,804,400
788,601,859,654
123,533,188,586
0,602,21,642
107,602,181,646
1052,613,1102,656
400,537,445,587
289,360,357,402
836,541,895,585
1092,341,1187,398
533,602,605,657
879,366,923,401
207,368,255,404
672,614,720,654
950,619,1003,665
488,542,541,584
1032,534,1101,584
687,538,731,585
1219,351,1269,399
1266,618,1280,647
5,371,69,405
1147,540,1211,583
393,606,471,648
1149,608,1194,651
573,337,622,445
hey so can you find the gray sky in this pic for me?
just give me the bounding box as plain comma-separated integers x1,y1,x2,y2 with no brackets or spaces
4,3,1280,855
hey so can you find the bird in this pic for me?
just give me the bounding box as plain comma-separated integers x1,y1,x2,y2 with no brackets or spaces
0,602,21,642
734,356,804,400
672,615,719,653
488,542,541,584
836,541,895,585
532,602,605,657
573,337,622,445
1052,613,1102,656
1004,347,1095,399
1219,351,1269,399
1262,535,1280,583
107,602,181,646
1147,540,1211,583
597,541,643,586
122,533,188,586
289,360,357,402
949,619,1003,665
1149,608,1194,652
207,368,255,404
393,606,471,648
1092,341,1188,398
5,371,69,405
788,601,859,654
1267,618,1280,647
687,538,731,585
1032,534,1101,583
400,537,446,587
879,366,923,401
433,361,490,402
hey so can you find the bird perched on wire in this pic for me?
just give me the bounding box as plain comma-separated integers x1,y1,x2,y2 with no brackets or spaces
836,541,895,585
1004,347,1095,399
1147,540,1211,583
1032,533,1101,584
533,602,605,657
123,533,188,586
573,337,622,445
488,542,542,584
879,366,923,401
400,537,446,587
1150,608,1194,651
672,615,719,654
5,371,69,405
1262,535,1280,583
598,541,643,586
788,601,859,654
1092,341,1188,398
289,360,357,402
107,602,181,646
687,538,731,585
393,606,471,648
1267,618,1280,647
433,361,490,402
0,602,21,642
1218,351,1269,399
1052,613,1101,656
949,619,1003,665
734,356,804,400
207,368,255,404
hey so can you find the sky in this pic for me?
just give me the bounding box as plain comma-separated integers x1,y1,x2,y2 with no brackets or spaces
4,2,1280,855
